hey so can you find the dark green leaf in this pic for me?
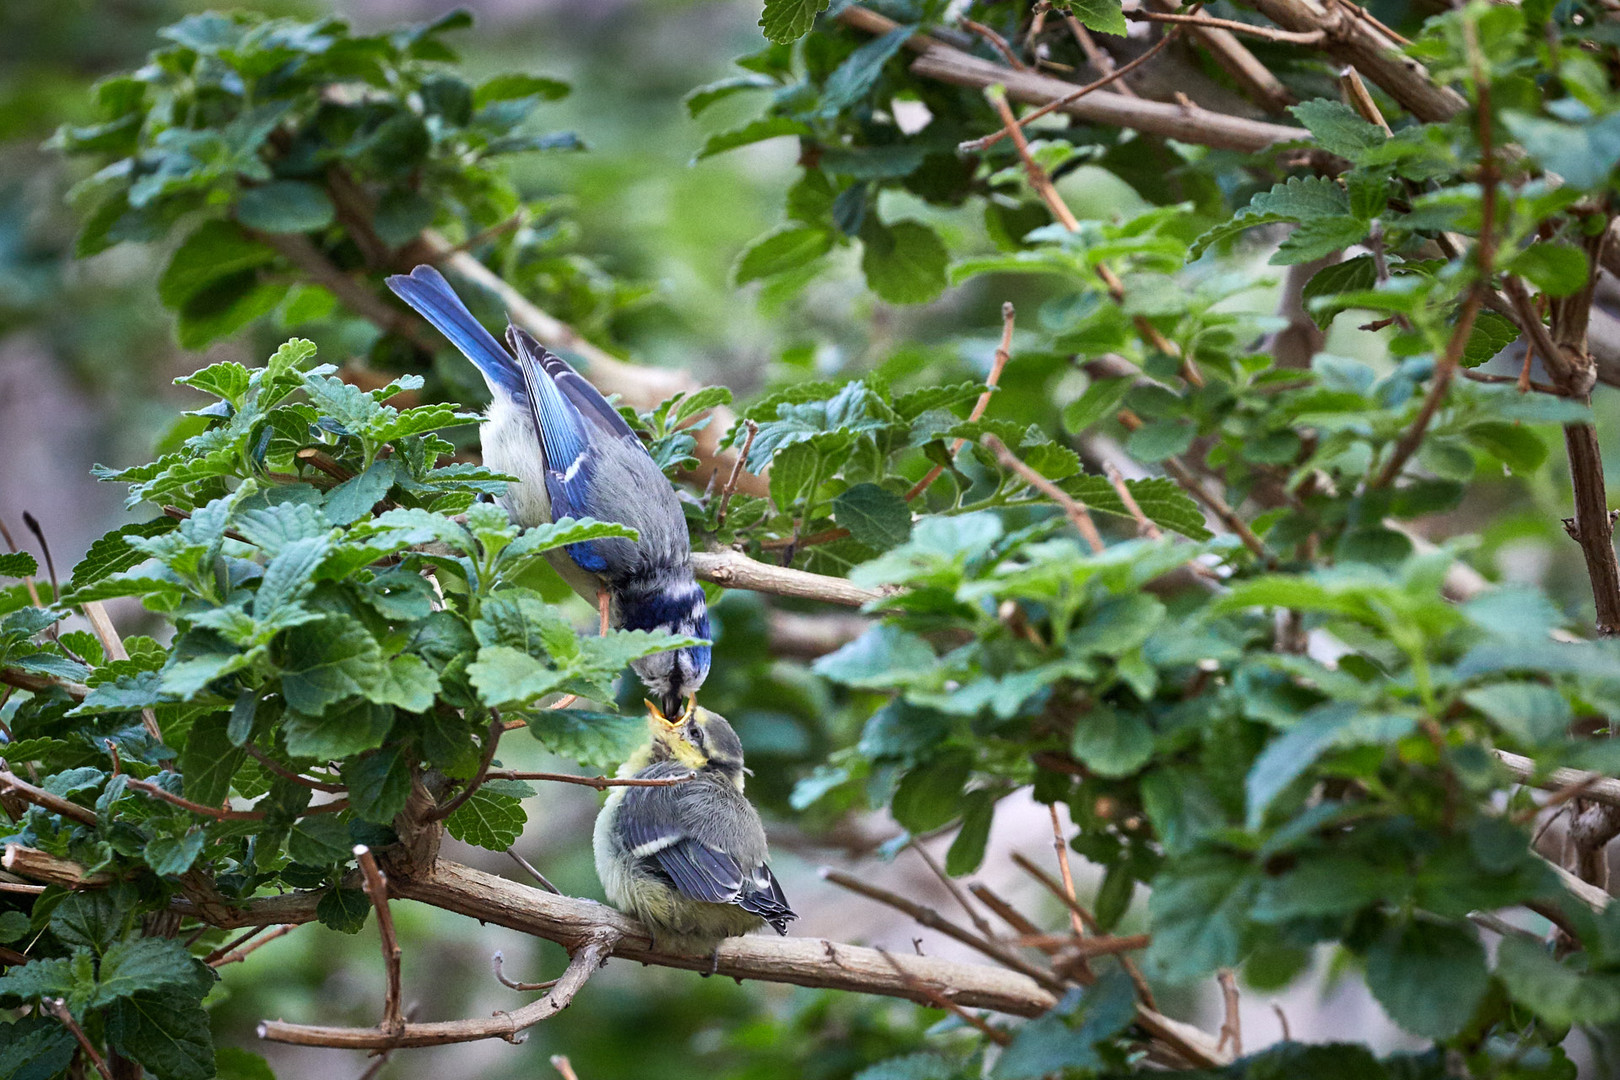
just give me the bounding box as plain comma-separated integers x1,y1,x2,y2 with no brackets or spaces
1069,705,1153,777
445,783,528,850
236,181,335,234
833,483,912,551
891,750,973,832
945,790,995,876
317,887,370,934
760,0,830,43
861,220,948,305
1365,919,1488,1039
106,990,214,1080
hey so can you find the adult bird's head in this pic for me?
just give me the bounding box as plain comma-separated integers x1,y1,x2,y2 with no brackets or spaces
618,573,711,721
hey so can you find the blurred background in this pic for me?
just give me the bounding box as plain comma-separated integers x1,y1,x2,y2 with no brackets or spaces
0,0,1595,1076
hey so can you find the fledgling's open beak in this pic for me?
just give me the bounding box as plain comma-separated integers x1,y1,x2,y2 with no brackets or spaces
644,698,682,729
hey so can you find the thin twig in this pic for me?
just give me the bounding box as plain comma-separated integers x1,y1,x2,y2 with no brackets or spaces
1009,852,1158,1010
821,868,1067,994
485,769,694,790
552,1055,582,1080
244,742,347,793
909,839,998,940
1062,16,1136,97
1461,368,1564,396
1103,462,1161,539
961,18,1027,69
1216,970,1242,1056
1272,1002,1292,1041
1338,67,1394,135
715,420,759,529
0,881,46,894
209,923,300,967
1048,805,1087,940
47,998,114,1080
203,925,268,965
1369,289,1484,489
81,600,162,743
968,883,1047,943
493,950,560,993
904,301,1017,505
20,513,58,605
356,846,405,1034
961,7,1202,152
0,767,98,825
877,948,1011,1044
124,776,265,821
1126,9,1324,44
985,436,1106,554
506,848,562,895
259,926,621,1049
428,717,503,822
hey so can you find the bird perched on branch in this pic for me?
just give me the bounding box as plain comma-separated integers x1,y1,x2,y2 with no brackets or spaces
385,264,710,717
594,702,795,955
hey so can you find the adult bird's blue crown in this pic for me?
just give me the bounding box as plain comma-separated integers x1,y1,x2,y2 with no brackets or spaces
385,264,711,715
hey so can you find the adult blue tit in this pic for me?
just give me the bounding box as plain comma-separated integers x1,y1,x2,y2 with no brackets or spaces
593,703,795,954
385,265,710,716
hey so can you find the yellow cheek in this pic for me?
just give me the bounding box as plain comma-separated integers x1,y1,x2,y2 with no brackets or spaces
667,740,706,770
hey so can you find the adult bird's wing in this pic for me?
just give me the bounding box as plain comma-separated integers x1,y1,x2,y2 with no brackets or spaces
384,265,523,400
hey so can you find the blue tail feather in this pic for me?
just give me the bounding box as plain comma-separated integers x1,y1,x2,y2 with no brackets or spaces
385,265,524,400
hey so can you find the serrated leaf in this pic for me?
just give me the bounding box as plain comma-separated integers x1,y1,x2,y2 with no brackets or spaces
179,715,245,808
468,646,566,707
1461,310,1521,368
1271,216,1369,265
445,783,527,850
1190,176,1348,259
1301,255,1378,329
760,0,830,43
1062,0,1127,36
106,990,215,1080
317,887,370,934
145,831,207,876
65,520,178,593
821,25,913,112
343,744,411,823
91,938,199,1006
1289,99,1387,159
833,483,912,551
0,551,38,578
279,615,387,715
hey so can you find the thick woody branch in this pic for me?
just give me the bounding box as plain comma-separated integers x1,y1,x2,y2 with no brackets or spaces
1495,750,1620,809
0,667,89,699
838,7,1308,154
1239,0,1466,121
197,858,1057,1017
3,845,111,888
261,925,621,1049
413,233,766,498
691,550,894,608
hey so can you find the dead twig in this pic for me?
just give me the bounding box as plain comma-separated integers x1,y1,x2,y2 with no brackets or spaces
47,998,114,1080
961,18,1027,70
715,420,759,529
985,436,1107,555
1369,290,1484,490
909,838,998,941
877,948,1011,1045
493,950,560,993
505,848,562,895
356,846,405,1035
208,924,300,967
1103,462,1160,539
1216,969,1242,1056
1126,9,1324,45
81,601,162,742
484,770,694,791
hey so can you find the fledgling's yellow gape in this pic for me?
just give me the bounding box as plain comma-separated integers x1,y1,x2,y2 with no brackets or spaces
593,702,795,955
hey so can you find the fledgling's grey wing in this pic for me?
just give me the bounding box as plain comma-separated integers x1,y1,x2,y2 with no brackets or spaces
737,865,796,934
617,774,747,905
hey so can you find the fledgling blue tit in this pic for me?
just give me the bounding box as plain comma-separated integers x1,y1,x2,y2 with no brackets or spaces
593,702,795,954
385,265,711,717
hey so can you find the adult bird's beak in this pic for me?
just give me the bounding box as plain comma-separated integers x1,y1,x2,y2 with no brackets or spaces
660,691,690,724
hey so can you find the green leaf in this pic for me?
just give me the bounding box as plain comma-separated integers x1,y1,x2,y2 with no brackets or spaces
1463,682,1571,745
0,1015,75,1080
66,522,177,595
316,887,370,934
1062,377,1132,433
1497,935,1620,1026
279,615,387,715
684,74,777,118
1069,704,1153,777
1062,0,1127,37
445,782,528,850
1461,310,1520,368
106,990,215,1080
760,0,830,43
1301,255,1378,329
468,646,566,708
1464,421,1547,473
145,831,207,876
861,220,948,305
1289,99,1387,159
946,790,995,876
1503,111,1620,191
990,972,1136,1079
833,483,912,551
1506,243,1589,297
159,220,277,309
282,700,394,760
734,226,834,285
694,117,809,161
854,1053,959,1080
813,626,936,689
344,744,412,823
175,361,252,406
1144,852,1257,980
287,813,352,866
1246,708,1416,828
179,714,246,808
236,181,335,233
527,710,646,769
1190,176,1348,258
474,73,570,107
821,25,913,112
176,272,287,350
91,939,200,1006
1272,217,1369,265
214,1047,278,1080
324,462,399,526
1365,919,1488,1039
0,551,38,578
1125,420,1194,462
891,750,972,832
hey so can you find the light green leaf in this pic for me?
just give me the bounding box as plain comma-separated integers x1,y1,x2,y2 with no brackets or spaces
760,0,830,43
1069,705,1153,777
734,225,835,285
833,483,912,551
861,220,948,305
813,625,936,688
445,782,528,850
236,181,335,233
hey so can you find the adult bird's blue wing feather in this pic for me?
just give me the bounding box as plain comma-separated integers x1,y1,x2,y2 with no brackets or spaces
383,266,523,400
